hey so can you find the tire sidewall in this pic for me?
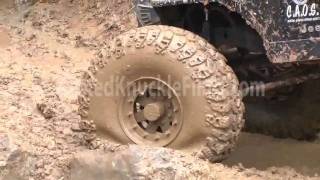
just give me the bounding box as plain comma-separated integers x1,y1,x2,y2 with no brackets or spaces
89,47,211,148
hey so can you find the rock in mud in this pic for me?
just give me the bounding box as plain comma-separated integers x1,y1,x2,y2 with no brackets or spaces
15,0,37,11
0,133,36,180
0,133,22,168
37,101,57,119
70,145,207,180
69,145,318,180
36,93,63,119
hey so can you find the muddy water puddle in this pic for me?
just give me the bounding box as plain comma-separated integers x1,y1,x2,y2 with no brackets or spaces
224,133,320,176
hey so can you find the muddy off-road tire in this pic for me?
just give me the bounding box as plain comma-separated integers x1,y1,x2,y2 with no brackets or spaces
78,25,245,162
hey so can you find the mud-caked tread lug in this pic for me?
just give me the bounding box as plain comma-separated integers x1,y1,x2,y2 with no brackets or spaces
78,25,244,162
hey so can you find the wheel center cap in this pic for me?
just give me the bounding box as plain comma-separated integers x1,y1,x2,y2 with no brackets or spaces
119,77,183,147
143,102,164,122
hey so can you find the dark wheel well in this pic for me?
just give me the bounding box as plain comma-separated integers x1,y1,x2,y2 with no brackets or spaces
155,3,266,58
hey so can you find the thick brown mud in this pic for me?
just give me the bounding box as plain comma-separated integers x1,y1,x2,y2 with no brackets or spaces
225,133,320,177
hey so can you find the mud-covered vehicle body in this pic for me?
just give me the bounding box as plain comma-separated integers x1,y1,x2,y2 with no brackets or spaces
134,0,320,137
136,0,320,63
79,0,320,162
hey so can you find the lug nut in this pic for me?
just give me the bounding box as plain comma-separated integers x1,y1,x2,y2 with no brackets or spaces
165,132,171,137
143,134,148,139
141,121,148,128
136,103,142,112
172,121,178,126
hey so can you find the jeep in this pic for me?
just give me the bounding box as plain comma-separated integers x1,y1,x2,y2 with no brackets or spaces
79,0,320,161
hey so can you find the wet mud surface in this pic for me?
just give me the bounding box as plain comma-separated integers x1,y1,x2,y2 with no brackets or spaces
225,133,320,177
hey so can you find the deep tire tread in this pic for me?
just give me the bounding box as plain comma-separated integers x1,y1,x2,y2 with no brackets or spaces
79,25,245,162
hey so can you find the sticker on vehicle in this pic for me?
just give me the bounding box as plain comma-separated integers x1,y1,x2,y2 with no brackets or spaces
280,0,320,39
